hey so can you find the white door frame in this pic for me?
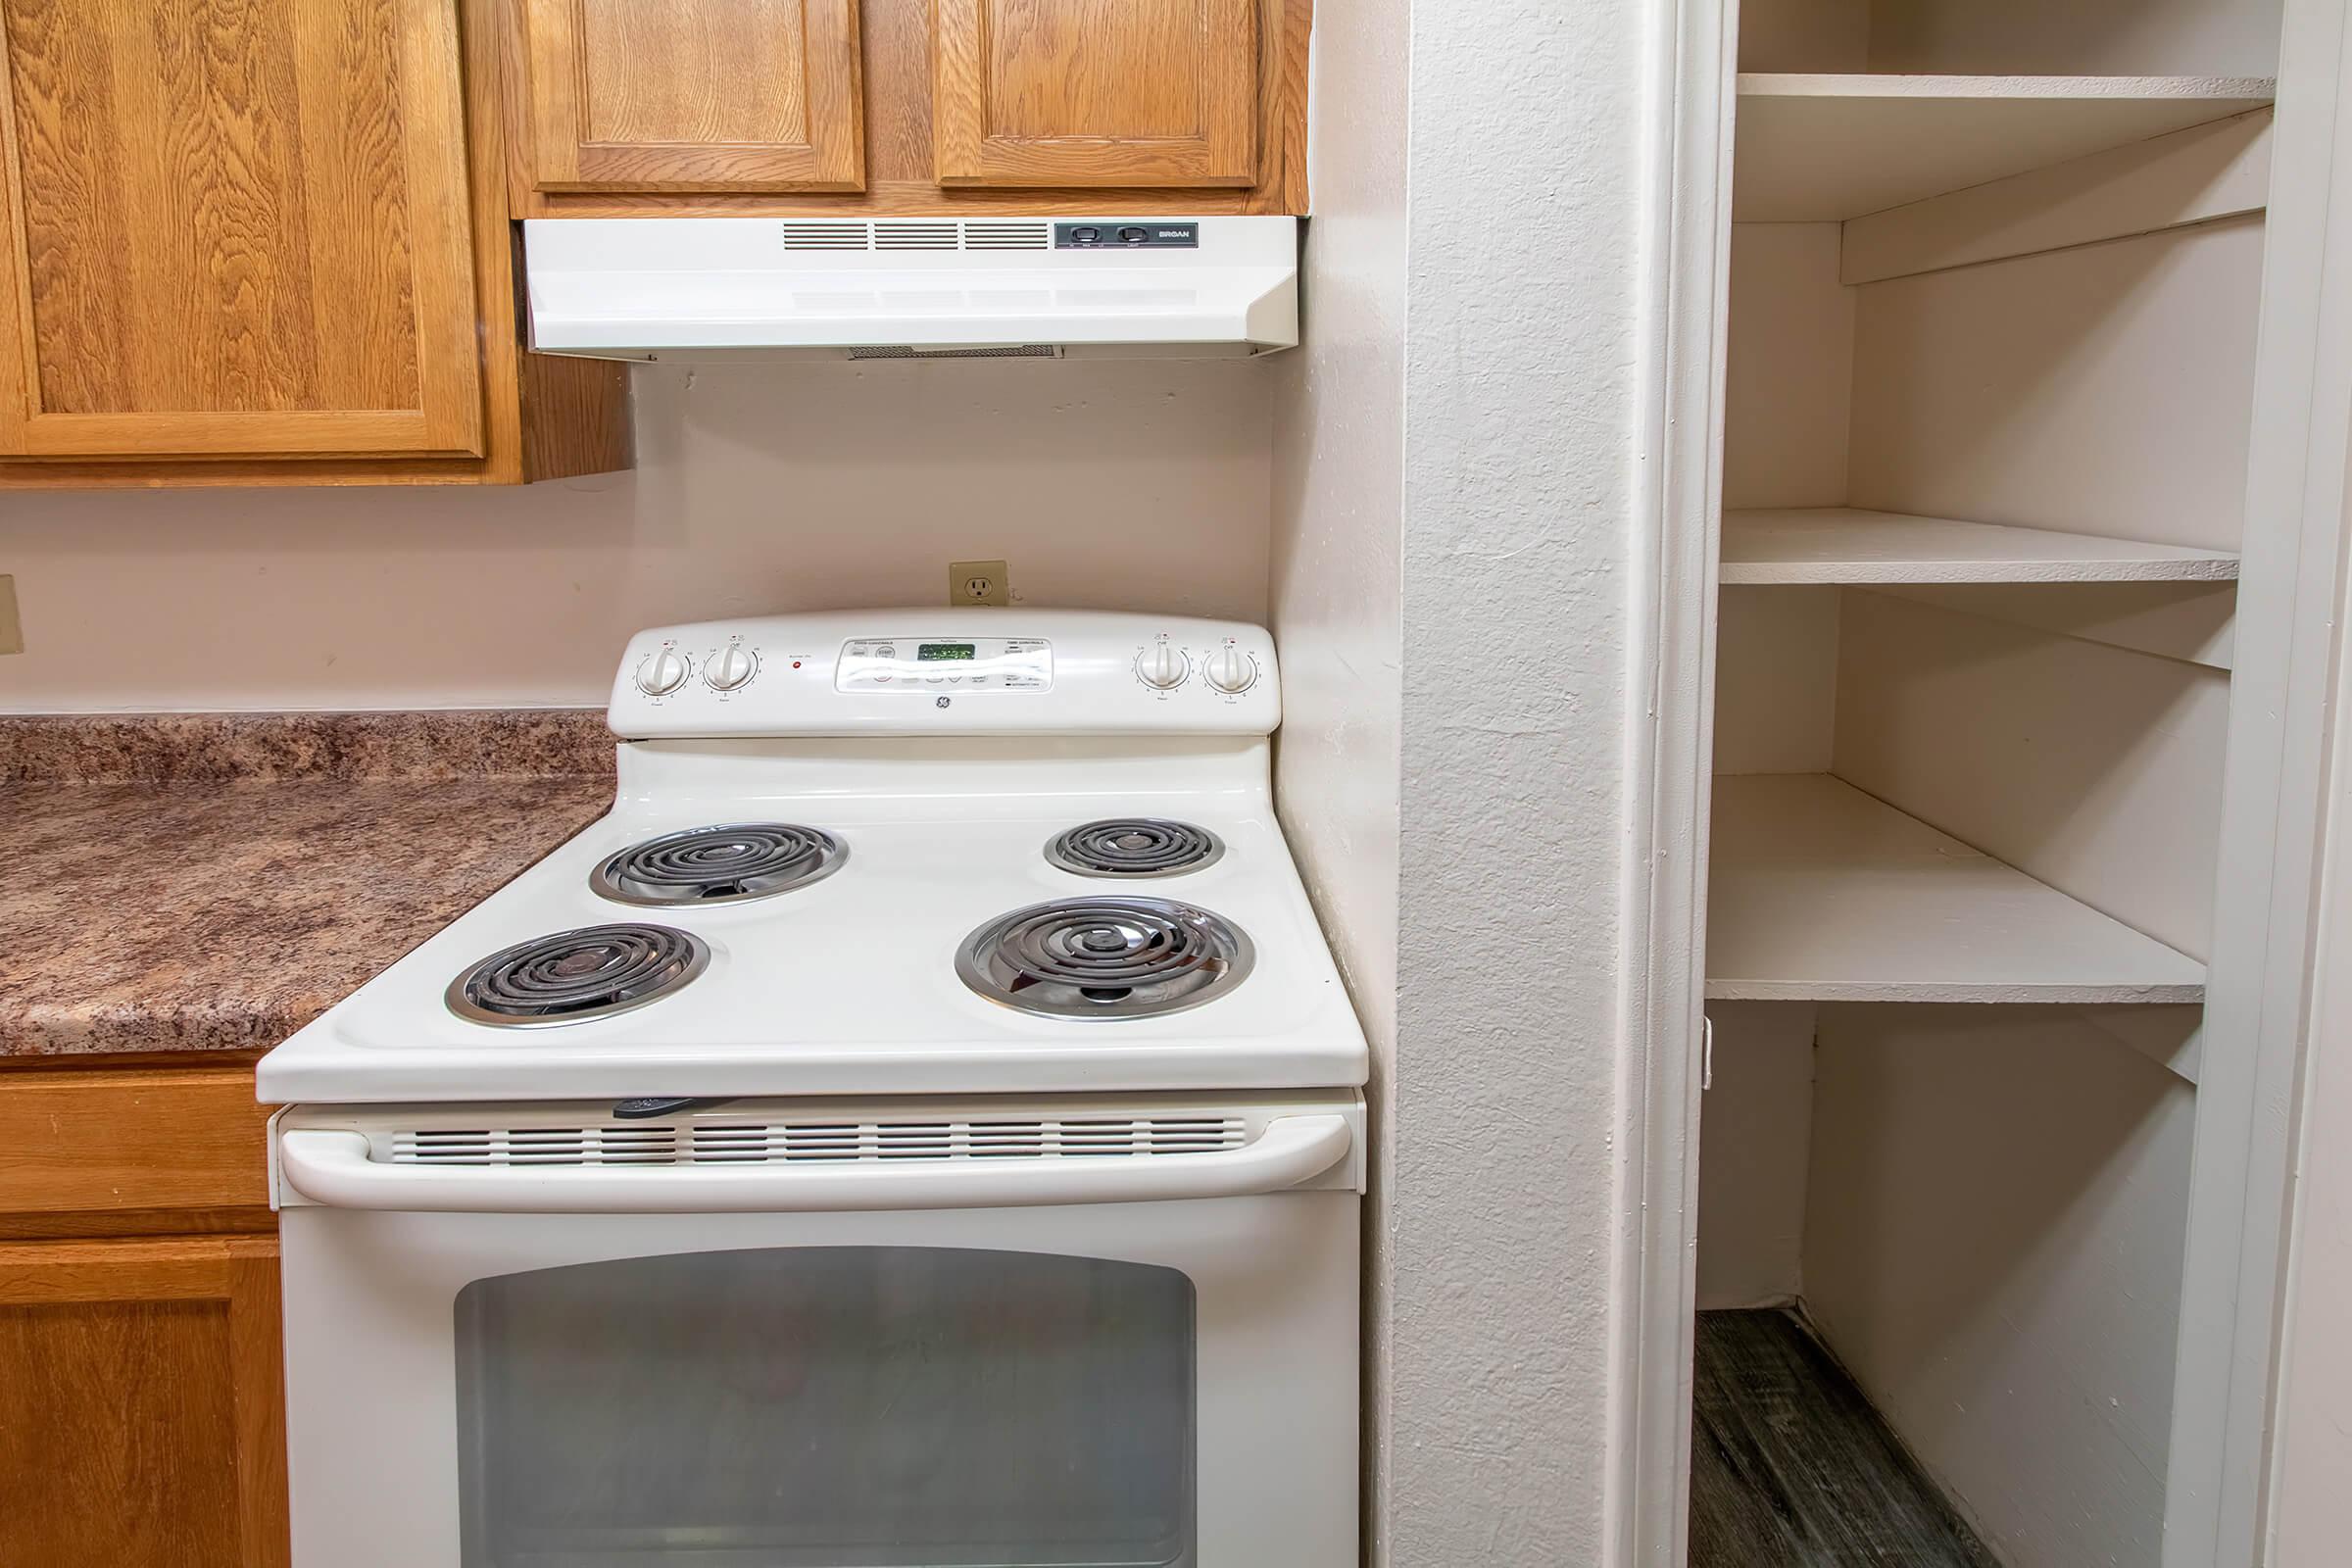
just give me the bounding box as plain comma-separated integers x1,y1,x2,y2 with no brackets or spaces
1610,0,1735,1564
2168,3,2352,1562
1613,2,2352,1564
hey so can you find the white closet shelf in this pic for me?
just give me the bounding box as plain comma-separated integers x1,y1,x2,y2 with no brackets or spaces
1706,774,2207,1004
1720,508,2241,584
1734,74,2276,222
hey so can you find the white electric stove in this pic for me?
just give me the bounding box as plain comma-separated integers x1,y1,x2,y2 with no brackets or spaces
260,609,1367,1568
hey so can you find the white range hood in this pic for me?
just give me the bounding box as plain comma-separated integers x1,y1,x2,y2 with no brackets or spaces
522,216,1298,362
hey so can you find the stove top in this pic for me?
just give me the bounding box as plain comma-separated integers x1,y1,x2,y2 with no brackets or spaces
257,610,1368,1105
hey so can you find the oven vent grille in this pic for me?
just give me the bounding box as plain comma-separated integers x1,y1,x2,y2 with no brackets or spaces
387,1116,1247,1166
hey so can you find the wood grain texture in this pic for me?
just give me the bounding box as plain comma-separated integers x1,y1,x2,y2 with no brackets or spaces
0,0,632,486
0,1235,288,1568
0,0,483,458
516,337,633,480
0,1206,279,1240
1690,1309,1999,1568
934,0,1256,185
514,0,1307,214
0,1065,272,1223
521,0,864,191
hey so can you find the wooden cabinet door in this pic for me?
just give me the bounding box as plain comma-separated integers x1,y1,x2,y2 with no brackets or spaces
518,0,865,191
0,1236,288,1568
0,0,484,461
933,0,1258,186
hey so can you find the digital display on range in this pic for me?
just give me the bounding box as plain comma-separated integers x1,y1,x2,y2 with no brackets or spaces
917,643,978,662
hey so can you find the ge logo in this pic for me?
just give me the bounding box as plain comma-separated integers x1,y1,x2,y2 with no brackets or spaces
935,697,952,709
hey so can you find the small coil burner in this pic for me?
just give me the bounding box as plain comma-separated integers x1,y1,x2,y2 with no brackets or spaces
956,897,1253,1020
447,924,710,1027
592,822,846,906
1045,818,1225,878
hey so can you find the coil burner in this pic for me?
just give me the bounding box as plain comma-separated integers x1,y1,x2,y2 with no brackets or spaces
956,897,1253,1020
592,823,847,906
1045,818,1224,878
446,924,710,1028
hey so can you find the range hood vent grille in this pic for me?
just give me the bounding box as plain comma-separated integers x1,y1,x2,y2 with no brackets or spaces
780,220,1054,253
959,220,1052,249
778,221,873,250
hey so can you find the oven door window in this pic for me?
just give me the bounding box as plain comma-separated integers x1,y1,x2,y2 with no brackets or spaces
454,1247,1196,1567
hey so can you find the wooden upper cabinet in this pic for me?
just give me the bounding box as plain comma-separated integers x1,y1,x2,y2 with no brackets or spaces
932,0,1259,186
0,0,485,461
518,0,865,191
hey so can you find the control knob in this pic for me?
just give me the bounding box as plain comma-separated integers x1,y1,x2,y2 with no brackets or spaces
1135,642,1189,690
1203,646,1259,694
706,643,759,692
636,647,691,697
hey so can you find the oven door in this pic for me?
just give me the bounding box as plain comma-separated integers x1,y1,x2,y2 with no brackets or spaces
272,1097,1360,1568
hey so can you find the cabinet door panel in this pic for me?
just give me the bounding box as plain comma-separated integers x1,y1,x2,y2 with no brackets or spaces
521,0,865,191
0,1066,273,1236
0,1237,287,1568
0,0,483,460
934,0,1257,186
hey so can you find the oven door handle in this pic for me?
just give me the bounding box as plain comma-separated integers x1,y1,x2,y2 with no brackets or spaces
275,1115,1354,1213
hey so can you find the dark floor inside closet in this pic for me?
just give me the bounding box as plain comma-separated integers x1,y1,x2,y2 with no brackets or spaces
1690,1310,2002,1568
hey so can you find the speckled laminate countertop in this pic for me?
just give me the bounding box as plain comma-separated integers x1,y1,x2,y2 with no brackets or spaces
0,711,615,1056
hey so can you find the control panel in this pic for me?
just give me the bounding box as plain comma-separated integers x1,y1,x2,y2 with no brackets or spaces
1055,220,1200,249
838,636,1052,693
608,610,1279,739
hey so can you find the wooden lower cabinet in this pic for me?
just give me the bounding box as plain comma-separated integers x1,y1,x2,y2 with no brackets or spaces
0,1063,286,1567
0,1236,288,1568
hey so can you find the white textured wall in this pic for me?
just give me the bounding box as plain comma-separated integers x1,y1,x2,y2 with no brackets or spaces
1265,0,1406,1558
0,361,1273,711
1386,0,1651,1561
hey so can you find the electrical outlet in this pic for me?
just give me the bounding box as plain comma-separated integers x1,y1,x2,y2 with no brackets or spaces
0,575,20,655
949,560,1009,607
